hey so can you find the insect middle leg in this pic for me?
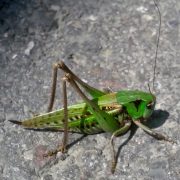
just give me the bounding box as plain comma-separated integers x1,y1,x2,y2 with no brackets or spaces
110,119,131,174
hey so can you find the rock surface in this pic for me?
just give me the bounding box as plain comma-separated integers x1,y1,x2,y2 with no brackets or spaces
0,0,179,179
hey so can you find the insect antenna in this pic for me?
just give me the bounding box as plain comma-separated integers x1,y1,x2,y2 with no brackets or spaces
148,83,152,95
152,0,161,93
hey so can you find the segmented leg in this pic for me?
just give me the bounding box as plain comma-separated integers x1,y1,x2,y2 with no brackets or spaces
110,120,131,174
57,61,106,98
61,77,68,153
47,61,106,113
45,77,69,156
64,73,120,133
63,72,126,173
46,62,121,163
45,61,107,156
133,120,176,143
47,64,58,112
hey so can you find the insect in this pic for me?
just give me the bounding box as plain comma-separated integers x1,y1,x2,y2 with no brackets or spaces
10,0,175,174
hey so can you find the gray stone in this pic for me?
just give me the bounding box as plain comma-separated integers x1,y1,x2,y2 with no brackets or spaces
0,0,179,179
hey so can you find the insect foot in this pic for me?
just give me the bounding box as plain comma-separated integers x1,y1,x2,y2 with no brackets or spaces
152,131,176,144
43,145,68,158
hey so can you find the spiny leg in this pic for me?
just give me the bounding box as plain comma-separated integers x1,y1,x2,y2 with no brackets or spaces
57,61,106,98
133,120,176,143
47,61,103,113
64,73,126,173
110,120,131,174
64,73,119,133
45,77,69,156
45,61,106,156
61,77,68,153
46,69,111,156
47,64,58,112
58,61,113,95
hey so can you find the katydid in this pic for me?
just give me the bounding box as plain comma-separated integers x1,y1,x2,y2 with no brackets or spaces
9,62,175,173
9,1,175,174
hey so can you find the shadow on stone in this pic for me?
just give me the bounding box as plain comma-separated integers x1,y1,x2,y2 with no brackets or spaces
112,123,138,173
112,109,169,173
145,109,169,129
67,134,87,149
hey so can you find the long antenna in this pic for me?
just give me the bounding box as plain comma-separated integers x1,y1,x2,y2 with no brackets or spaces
152,0,161,92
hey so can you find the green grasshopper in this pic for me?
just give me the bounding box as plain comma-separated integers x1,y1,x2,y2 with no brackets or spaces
10,0,174,174
10,62,174,173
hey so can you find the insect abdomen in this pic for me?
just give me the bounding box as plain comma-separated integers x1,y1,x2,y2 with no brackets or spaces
68,115,103,134
10,103,122,134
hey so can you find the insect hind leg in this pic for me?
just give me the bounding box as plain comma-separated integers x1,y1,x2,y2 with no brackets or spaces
57,61,106,98
47,63,58,112
47,61,105,112
45,76,69,156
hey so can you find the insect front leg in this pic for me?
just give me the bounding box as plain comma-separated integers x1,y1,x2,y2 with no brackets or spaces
110,119,131,174
133,120,176,143
123,101,175,143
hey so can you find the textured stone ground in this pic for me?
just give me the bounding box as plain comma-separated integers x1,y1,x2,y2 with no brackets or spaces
0,0,179,179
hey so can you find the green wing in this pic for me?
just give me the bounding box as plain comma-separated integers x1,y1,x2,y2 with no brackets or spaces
10,92,121,133
13,103,88,129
